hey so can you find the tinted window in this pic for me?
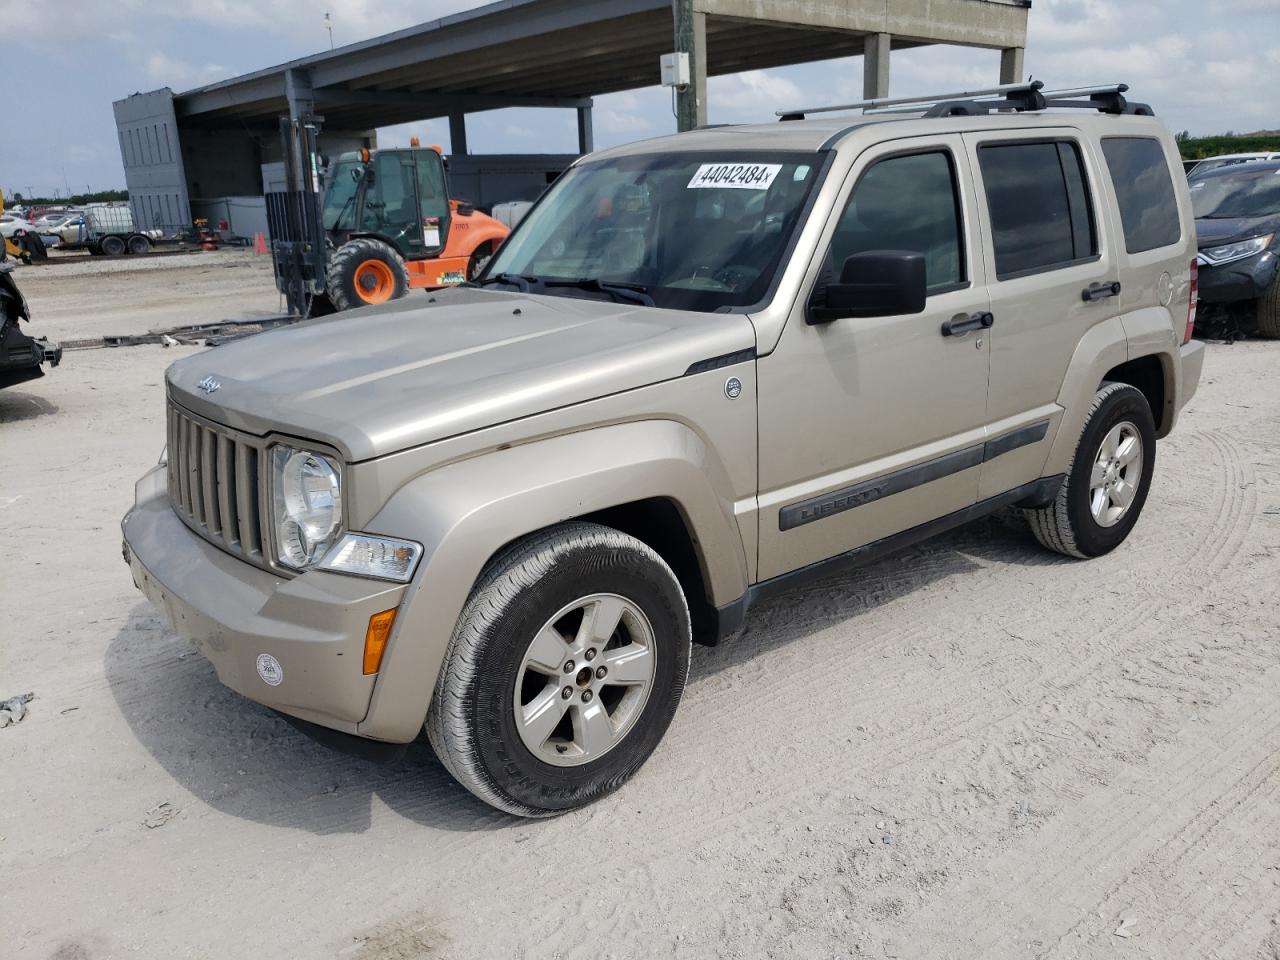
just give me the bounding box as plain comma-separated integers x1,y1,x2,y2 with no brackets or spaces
1102,137,1181,252
830,151,964,292
979,141,1097,278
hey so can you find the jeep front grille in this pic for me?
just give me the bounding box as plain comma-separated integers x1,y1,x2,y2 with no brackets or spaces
167,402,266,564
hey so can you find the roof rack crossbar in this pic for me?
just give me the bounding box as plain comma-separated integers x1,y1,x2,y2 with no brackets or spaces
778,81,1155,122
776,81,1040,120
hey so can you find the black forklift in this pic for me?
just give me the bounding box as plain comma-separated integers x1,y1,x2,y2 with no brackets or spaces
0,260,61,390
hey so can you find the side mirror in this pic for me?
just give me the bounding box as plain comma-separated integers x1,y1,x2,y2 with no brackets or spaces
809,250,927,323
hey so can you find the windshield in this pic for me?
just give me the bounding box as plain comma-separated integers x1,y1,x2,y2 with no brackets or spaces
1191,167,1280,219
322,158,363,231
483,151,823,311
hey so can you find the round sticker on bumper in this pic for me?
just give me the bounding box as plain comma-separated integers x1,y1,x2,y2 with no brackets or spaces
256,653,284,686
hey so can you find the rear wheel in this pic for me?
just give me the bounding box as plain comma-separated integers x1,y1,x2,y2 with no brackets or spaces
126,234,150,255
1023,382,1156,558
99,235,127,257
426,522,691,817
325,238,409,311
1255,278,1280,340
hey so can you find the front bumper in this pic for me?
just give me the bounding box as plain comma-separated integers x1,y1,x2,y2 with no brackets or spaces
1197,249,1278,304
122,464,407,737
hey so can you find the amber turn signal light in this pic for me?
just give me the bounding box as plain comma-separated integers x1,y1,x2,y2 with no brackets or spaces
363,608,397,675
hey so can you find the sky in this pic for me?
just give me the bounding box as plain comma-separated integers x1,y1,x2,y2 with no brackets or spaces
2,0,1277,199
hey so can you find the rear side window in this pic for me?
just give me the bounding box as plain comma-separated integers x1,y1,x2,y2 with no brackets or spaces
978,140,1097,279
1101,137,1181,253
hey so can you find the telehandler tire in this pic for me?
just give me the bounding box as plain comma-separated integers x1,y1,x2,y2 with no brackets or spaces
326,238,409,311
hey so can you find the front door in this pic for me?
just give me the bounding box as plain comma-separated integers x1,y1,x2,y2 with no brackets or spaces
756,136,992,581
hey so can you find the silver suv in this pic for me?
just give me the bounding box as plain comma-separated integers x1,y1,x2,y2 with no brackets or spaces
123,82,1206,816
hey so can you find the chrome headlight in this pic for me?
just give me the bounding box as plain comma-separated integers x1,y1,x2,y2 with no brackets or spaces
271,445,343,570
1198,234,1273,266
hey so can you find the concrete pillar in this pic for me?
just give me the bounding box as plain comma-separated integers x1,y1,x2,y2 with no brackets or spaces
1000,47,1025,85
284,67,315,121
449,112,468,155
576,105,594,154
863,32,890,100
673,0,707,131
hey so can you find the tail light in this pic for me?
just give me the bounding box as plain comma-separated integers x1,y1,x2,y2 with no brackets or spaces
1184,259,1198,344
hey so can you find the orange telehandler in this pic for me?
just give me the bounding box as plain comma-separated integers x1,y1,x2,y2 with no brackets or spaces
269,118,509,315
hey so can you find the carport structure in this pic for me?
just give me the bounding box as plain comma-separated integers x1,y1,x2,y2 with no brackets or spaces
114,0,1028,232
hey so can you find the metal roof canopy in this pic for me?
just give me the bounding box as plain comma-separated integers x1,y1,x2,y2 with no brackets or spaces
173,0,1030,131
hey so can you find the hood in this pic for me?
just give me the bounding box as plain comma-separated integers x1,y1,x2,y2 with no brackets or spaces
167,288,755,461
1195,213,1280,249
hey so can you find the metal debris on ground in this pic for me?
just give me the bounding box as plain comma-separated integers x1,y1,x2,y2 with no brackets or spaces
0,692,34,727
142,801,178,829
60,315,300,352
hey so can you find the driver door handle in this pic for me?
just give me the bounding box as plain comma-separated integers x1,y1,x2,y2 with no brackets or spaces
941,311,994,337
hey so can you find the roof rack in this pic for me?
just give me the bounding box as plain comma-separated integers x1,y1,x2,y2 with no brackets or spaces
776,81,1153,121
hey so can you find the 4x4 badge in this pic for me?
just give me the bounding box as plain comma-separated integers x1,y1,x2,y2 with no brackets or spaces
724,377,742,400
197,376,221,394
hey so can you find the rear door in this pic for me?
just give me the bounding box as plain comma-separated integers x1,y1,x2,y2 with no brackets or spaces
963,129,1118,499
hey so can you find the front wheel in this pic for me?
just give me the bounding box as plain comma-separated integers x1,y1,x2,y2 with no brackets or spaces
99,235,127,257
426,522,691,817
1023,382,1156,558
1255,277,1280,339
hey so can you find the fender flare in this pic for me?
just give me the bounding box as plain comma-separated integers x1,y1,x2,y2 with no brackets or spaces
1042,316,1129,476
356,419,749,742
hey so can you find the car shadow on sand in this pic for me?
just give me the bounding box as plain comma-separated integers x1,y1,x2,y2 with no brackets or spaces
105,509,1065,834
0,389,58,423
690,509,1072,681
105,609,507,837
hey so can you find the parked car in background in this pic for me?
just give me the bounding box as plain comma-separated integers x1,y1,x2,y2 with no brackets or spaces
1191,160,1280,338
33,210,80,233
1187,152,1280,179
0,214,35,238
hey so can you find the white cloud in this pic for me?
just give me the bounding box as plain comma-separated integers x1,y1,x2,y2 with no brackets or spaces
145,52,226,87
708,70,804,123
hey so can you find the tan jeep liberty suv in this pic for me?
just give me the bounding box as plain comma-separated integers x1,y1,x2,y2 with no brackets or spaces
122,82,1206,816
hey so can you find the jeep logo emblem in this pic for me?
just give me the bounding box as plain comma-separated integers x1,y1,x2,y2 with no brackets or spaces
724,376,742,400
197,376,221,395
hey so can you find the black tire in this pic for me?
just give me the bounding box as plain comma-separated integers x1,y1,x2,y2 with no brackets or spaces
23,233,47,261
1023,382,1157,558
325,238,409,311
426,522,691,817
466,241,493,281
126,234,150,255
1256,277,1280,340
99,235,127,257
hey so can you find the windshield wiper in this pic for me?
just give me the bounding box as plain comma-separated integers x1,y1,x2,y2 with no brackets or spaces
471,273,535,291
542,278,655,307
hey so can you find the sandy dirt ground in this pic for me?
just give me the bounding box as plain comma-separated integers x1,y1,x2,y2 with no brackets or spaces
12,249,281,340
1,262,1279,959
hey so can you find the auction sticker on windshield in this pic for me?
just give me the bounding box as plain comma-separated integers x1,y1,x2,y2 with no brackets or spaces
688,163,782,190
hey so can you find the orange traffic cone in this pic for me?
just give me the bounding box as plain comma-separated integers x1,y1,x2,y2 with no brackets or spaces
253,232,268,255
